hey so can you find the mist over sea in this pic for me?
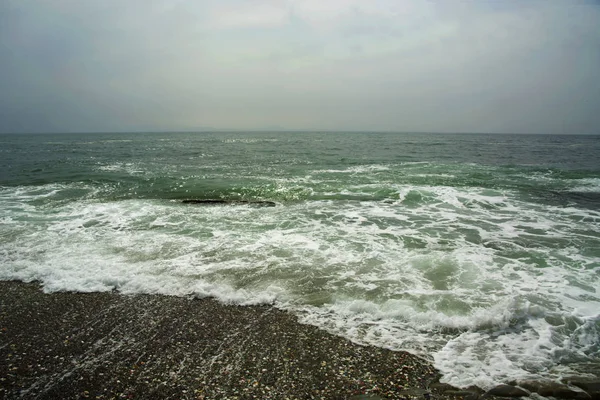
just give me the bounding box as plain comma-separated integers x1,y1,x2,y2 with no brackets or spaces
1,131,599,389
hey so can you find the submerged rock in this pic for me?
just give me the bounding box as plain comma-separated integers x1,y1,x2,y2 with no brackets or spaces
181,199,277,207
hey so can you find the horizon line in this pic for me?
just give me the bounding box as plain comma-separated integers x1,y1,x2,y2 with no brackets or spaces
1,129,599,136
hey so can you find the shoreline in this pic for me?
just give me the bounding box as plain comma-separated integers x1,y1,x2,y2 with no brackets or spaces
0,280,443,399
1,281,598,400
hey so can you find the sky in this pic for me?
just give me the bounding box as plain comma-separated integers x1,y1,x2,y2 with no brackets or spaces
1,0,599,134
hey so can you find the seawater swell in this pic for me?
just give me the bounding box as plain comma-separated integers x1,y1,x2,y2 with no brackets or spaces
19,161,600,211
1,132,599,390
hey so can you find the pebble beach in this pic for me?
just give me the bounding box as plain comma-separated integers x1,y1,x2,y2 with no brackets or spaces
2,281,599,400
1,281,446,399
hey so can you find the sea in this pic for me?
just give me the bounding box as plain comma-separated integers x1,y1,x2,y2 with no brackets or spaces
1,131,599,389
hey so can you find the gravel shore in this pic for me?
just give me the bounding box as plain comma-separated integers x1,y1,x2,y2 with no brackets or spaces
1,281,446,400
4,281,597,400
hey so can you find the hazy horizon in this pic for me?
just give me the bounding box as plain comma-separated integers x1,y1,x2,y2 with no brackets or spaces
2,129,600,136
2,0,600,134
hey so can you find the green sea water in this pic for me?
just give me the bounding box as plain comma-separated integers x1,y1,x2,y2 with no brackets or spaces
1,131,599,388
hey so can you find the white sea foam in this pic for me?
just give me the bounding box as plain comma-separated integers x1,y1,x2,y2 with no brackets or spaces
1,182,599,389
313,164,390,174
96,162,144,174
222,138,280,144
570,178,600,193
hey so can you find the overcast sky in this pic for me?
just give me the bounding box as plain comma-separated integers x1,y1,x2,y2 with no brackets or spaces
1,0,599,134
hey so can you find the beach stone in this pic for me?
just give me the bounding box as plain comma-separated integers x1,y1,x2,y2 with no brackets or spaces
551,387,592,400
516,379,551,393
486,384,529,397
517,380,592,399
569,380,600,400
349,395,386,400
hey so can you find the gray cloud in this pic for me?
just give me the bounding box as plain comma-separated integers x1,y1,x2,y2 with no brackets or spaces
1,0,599,133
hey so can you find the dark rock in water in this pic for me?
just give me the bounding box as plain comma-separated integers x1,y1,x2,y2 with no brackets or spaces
486,384,529,397
181,199,277,207
517,380,592,399
467,386,486,394
515,380,544,394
